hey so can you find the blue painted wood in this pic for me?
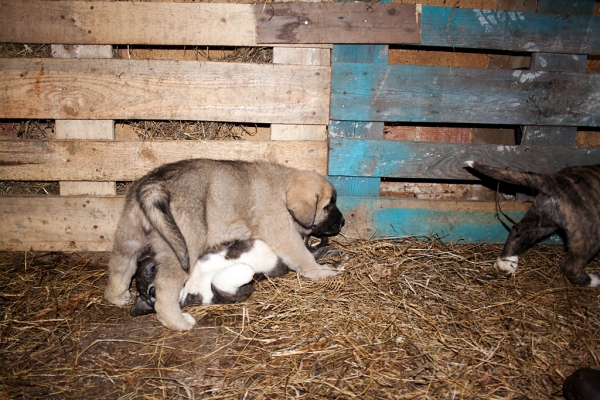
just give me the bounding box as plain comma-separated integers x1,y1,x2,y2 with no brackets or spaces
330,63,600,126
421,6,600,55
328,44,388,197
328,139,600,180
338,196,562,243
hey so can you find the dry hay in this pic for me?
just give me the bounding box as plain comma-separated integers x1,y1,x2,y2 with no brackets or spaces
125,120,263,141
1,238,599,399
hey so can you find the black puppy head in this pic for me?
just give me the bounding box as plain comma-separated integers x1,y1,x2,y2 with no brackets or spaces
130,251,158,316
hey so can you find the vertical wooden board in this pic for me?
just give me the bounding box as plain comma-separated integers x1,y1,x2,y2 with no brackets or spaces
329,44,387,197
255,3,420,44
53,44,116,196
421,6,600,54
271,46,329,141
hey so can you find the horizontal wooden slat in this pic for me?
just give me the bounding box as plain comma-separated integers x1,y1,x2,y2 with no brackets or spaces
422,6,600,55
0,196,544,251
0,196,122,252
0,58,330,124
328,139,600,180
330,63,600,126
0,140,328,181
0,1,255,46
338,196,545,243
255,3,420,44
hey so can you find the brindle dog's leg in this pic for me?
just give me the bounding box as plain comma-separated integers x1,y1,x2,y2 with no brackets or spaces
495,197,557,276
559,239,600,287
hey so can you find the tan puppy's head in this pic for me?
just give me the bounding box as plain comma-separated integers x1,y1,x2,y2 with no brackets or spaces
286,171,345,236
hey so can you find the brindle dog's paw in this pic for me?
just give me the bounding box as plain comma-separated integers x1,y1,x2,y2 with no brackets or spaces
588,274,600,288
494,256,518,275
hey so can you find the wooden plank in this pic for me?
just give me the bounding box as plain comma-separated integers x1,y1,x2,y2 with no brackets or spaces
0,195,543,251
330,63,600,126
0,58,330,125
255,3,421,44
0,1,255,46
328,44,388,197
0,140,328,181
338,196,540,243
421,6,600,55
52,44,117,197
270,46,329,141
328,139,600,180
0,196,122,252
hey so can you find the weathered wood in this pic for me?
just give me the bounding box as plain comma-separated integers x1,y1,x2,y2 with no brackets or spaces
52,45,117,196
255,3,420,44
0,195,538,251
270,46,329,141
328,139,600,180
0,58,330,124
330,63,600,126
328,44,387,197
421,6,600,55
339,197,537,243
0,196,122,252
536,0,596,16
0,1,255,46
0,140,328,181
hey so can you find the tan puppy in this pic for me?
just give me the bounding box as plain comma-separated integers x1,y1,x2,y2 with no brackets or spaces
105,159,345,330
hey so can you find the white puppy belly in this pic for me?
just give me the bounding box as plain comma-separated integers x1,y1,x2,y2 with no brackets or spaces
237,240,279,274
182,252,235,304
494,256,519,275
212,263,255,294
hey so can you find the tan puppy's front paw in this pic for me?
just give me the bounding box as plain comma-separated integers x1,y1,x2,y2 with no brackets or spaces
157,311,196,331
104,287,132,306
301,264,340,280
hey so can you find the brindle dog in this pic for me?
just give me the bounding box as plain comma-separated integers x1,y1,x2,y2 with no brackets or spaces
466,161,600,287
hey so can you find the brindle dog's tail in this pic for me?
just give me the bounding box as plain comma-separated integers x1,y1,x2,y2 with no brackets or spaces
136,182,190,272
465,161,550,192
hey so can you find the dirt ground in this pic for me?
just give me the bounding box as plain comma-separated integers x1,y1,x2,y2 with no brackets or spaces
1,238,599,399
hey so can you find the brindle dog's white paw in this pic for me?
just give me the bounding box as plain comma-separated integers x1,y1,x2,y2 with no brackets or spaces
588,274,600,288
494,256,519,275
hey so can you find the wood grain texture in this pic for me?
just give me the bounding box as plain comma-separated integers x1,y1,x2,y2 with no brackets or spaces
0,196,122,251
421,6,600,55
338,196,536,243
0,195,537,250
0,58,330,124
328,44,387,197
331,63,600,126
255,3,420,44
0,1,255,46
328,139,600,180
0,140,328,181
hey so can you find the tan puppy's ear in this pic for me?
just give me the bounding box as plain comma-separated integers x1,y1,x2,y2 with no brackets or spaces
286,173,319,229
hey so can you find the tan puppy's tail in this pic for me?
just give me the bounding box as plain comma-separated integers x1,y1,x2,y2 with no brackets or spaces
136,182,190,272
465,161,550,193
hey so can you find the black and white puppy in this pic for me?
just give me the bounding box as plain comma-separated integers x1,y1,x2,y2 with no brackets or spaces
130,239,290,316
466,161,600,287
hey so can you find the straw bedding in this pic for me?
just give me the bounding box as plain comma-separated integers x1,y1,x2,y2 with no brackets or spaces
1,237,598,399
